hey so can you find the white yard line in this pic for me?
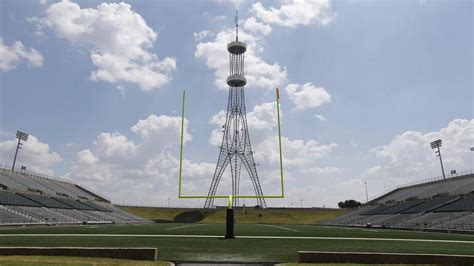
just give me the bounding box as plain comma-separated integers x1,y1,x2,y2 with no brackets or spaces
164,224,206,231
257,224,299,232
1,234,473,244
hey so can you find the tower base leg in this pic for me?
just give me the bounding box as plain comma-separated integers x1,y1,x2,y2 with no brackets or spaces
225,208,235,239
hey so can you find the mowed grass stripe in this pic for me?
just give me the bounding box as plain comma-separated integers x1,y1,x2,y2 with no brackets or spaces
1,236,473,262
0,256,170,266
1,233,473,244
257,224,299,232
164,224,206,231
1,223,473,241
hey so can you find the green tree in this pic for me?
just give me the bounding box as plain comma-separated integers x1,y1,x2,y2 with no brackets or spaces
338,199,362,209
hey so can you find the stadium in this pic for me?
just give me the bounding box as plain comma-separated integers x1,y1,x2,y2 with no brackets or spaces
1,166,474,264
1,0,473,265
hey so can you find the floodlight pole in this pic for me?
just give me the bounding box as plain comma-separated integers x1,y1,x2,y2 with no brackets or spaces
11,138,21,171
436,145,446,179
431,139,446,180
12,131,29,172
364,181,369,203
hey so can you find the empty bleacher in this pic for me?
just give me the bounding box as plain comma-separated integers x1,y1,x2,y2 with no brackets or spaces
0,205,35,224
375,173,474,204
433,195,474,212
19,193,72,209
0,168,149,225
325,171,474,232
0,191,41,207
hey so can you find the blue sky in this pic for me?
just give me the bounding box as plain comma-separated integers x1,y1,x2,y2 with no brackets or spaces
0,0,472,207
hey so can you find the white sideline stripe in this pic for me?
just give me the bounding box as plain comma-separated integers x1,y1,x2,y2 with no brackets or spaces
257,224,299,232
164,224,205,231
1,234,474,244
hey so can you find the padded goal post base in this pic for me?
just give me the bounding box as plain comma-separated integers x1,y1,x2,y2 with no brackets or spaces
224,208,235,239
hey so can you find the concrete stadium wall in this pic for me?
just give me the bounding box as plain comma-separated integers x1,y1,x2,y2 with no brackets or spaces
298,251,474,264
0,247,157,261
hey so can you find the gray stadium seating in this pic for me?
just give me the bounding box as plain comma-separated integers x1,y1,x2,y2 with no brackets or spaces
0,205,35,224
0,191,41,207
325,172,474,231
6,206,77,223
53,198,96,211
0,168,148,225
433,195,474,212
19,193,72,209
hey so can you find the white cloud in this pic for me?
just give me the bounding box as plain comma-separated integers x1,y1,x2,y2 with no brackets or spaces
37,0,176,91
195,29,287,90
314,113,327,121
243,17,272,36
208,101,279,146
363,119,474,198
207,101,340,206
92,132,137,163
69,114,211,206
194,30,212,42
247,102,278,129
250,0,333,28
0,135,61,174
0,39,43,71
195,1,333,98
255,136,338,167
285,83,331,110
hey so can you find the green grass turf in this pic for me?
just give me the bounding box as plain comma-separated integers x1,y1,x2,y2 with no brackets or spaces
0,224,473,262
0,256,170,266
121,207,346,224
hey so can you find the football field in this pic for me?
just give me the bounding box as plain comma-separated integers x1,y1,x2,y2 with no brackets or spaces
1,223,473,263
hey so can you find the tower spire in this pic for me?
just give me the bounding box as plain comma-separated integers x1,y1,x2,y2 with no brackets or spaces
235,10,239,41
204,13,265,209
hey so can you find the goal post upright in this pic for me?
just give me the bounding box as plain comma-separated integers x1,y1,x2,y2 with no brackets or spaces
178,88,284,201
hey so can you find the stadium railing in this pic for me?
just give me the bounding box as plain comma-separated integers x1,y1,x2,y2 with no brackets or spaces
368,169,474,202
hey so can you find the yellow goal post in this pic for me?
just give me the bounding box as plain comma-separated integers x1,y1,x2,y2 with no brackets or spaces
178,88,285,207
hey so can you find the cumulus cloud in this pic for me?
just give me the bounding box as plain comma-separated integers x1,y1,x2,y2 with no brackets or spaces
256,136,338,167
364,119,474,198
69,114,212,206
36,0,176,91
243,17,272,36
250,0,333,27
285,83,331,110
195,0,333,99
208,101,279,146
207,101,339,205
0,135,61,174
194,30,212,42
195,29,287,90
0,39,43,71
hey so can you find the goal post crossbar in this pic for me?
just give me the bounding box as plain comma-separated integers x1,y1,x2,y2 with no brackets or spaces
178,88,284,201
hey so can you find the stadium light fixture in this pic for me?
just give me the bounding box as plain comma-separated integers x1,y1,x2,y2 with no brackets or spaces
430,139,446,179
12,131,29,172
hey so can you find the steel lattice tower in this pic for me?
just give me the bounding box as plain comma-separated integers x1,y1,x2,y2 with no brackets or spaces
204,12,266,208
